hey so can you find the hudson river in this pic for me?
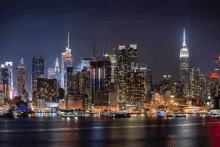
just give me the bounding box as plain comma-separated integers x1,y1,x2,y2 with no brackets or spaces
0,113,219,147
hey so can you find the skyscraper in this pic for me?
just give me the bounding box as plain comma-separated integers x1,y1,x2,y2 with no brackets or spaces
5,62,13,98
66,67,74,95
15,58,27,96
215,56,220,82
0,65,9,84
90,60,106,104
180,29,189,84
32,56,44,97
118,45,128,102
61,32,73,89
200,73,211,104
48,68,55,79
190,67,200,99
127,71,145,105
146,67,152,94
55,57,61,85
103,50,117,85
128,44,138,71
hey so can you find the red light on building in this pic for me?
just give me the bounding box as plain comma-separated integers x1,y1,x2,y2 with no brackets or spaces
210,73,218,79
66,57,71,61
218,56,220,60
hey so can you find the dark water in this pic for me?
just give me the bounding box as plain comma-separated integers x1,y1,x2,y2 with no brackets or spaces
0,113,220,147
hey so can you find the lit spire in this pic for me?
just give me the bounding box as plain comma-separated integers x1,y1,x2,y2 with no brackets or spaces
55,57,60,72
20,57,24,66
68,32,69,49
182,28,186,47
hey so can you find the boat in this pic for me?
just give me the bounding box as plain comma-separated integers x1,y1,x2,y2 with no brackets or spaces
157,111,165,118
61,112,79,118
113,112,131,118
175,114,186,118
166,113,174,118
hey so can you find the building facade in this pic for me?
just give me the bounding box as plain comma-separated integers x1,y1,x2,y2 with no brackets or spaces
118,45,128,102
127,71,145,105
5,62,13,98
61,32,73,89
66,67,74,95
190,67,201,99
32,56,44,97
180,29,189,84
127,44,138,71
200,73,211,104
15,58,27,96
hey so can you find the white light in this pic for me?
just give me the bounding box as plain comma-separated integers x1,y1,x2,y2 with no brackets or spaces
5,62,12,66
118,45,125,50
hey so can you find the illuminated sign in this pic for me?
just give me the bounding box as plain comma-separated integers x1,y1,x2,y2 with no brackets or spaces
210,73,218,79
66,57,71,61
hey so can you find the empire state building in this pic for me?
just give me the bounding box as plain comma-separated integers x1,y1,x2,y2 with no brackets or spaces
180,29,189,84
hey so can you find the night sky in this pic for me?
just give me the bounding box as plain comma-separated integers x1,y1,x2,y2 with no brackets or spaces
0,0,219,88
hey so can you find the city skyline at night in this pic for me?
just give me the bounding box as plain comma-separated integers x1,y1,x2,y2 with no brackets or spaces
0,1,219,86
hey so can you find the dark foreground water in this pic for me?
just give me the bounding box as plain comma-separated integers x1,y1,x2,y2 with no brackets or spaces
0,113,220,147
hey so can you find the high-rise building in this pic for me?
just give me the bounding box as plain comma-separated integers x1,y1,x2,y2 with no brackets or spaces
215,56,220,82
5,62,13,99
32,56,44,97
180,29,189,84
127,71,145,105
77,57,93,72
210,73,218,97
103,50,117,85
0,65,9,84
128,44,138,71
48,68,55,79
118,45,128,102
79,69,90,95
200,73,211,104
5,62,13,88
190,67,201,99
61,32,73,89
66,67,74,95
146,67,152,94
15,58,27,96
36,75,57,101
90,60,106,104
55,57,61,85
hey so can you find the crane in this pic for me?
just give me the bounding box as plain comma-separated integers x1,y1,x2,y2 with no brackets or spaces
93,33,97,61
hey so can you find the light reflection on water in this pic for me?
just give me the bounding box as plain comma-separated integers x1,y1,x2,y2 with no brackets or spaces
1,114,220,146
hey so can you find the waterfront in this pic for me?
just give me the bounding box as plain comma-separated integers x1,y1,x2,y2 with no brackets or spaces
0,114,220,147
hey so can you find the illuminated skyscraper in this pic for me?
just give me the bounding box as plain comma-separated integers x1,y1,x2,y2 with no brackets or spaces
146,67,152,94
90,60,107,105
128,44,138,71
5,62,13,98
48,68,55,79
190,67,200,99
61,32,73,89
15,58,27,96
127,71,145,105
200,73,211,104
180,29,189,84
118,45,128,102
55,57,61,85
32,56,44,97
215,56,220,82
66,67,74,95
103,50,117,86
78,57,93,72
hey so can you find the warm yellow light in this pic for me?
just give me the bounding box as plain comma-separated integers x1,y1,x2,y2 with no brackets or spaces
171,100,173,102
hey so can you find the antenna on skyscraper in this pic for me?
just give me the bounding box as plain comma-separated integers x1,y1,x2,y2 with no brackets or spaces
68,31,69,49
109,33,111,50
93,33,97,60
